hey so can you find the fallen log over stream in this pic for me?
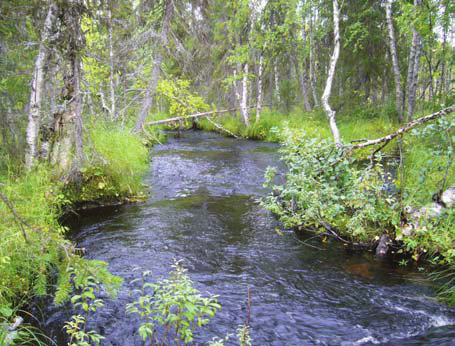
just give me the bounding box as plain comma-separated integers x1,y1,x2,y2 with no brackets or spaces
144,105,266,127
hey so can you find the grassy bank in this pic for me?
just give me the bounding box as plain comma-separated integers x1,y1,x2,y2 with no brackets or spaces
0,122,151,344
195,106,397,145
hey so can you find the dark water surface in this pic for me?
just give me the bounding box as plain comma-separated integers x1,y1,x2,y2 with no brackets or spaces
46,131,455,345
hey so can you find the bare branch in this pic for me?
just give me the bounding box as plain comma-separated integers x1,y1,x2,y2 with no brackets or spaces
349,105,455,150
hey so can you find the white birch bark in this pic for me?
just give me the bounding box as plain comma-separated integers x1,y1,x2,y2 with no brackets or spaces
274,61,281,104
386,0,403,120
321,0,341,146
108,0,116,119
241,62,250,126
233,68,241,107
133,0,173,133
25,3,57,170
255,53,264,124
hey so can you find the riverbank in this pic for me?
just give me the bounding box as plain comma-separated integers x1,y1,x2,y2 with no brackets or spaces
43,130,455,345
158,107,455,283
0,123,152,344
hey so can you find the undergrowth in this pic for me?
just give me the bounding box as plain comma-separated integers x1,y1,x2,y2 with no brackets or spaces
64,122,150,204
0,121,150,344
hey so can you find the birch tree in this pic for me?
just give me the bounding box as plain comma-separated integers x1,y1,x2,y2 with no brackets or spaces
256,51,264,124
321,0,341,145
25,3,58,170
107,0,116,119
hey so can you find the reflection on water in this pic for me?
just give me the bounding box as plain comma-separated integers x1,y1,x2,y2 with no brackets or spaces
47,131,455,345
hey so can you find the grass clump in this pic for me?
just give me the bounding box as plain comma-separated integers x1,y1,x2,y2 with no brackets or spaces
64,122,150,203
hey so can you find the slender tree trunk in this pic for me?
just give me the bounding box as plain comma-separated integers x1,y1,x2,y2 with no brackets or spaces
133,0,173,133
240,62,250,126
269,71,274,109
438,8,447,99
107,0,116,119
406,0,422,122
256,53,264,124
321,0,342,146
74,55,84,167
309,14,319,107
25,3,57,170
386,0,403,120
274,60,281,105
298,13,312,112
294,54,311,111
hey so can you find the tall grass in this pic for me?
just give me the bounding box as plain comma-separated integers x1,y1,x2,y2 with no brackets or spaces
195,106,398,145
64,122,150,203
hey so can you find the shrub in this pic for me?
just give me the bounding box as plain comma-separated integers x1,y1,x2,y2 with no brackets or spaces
126,260,221,345
261,126,400,243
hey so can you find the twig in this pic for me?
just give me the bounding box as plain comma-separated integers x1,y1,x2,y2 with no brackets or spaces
206,117,240,139
367,140,389,170
0,190,30,243
293,234,326,251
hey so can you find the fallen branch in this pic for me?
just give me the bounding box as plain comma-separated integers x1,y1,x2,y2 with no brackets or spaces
349,105,455,150
206,117,240,139
145,104,268,126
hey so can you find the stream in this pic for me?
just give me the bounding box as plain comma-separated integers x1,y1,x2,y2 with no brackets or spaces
45,131,455,345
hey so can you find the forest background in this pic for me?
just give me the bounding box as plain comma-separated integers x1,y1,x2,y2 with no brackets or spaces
0,0,454,343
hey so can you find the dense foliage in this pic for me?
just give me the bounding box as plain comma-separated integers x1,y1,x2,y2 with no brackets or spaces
262,126,400,243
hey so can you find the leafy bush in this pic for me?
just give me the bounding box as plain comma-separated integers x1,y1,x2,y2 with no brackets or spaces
261,126,400,243
126,260,221,345
61,257,122,346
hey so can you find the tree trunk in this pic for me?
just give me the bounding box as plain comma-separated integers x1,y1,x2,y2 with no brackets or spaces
256,53,264,124
49,2,86,171
74,55,84,167
25,3,58,170
321,0,342,146
274,60,281,105
240,62,250,126
133,0,173,133
294,54,311,112
309,15,320,107
406,0,422,122
108,0,116,119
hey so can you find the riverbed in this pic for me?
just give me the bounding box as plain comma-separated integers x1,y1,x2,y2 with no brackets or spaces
45,131,455,345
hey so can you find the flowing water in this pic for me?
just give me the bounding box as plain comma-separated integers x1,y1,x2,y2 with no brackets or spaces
45,131,455,345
